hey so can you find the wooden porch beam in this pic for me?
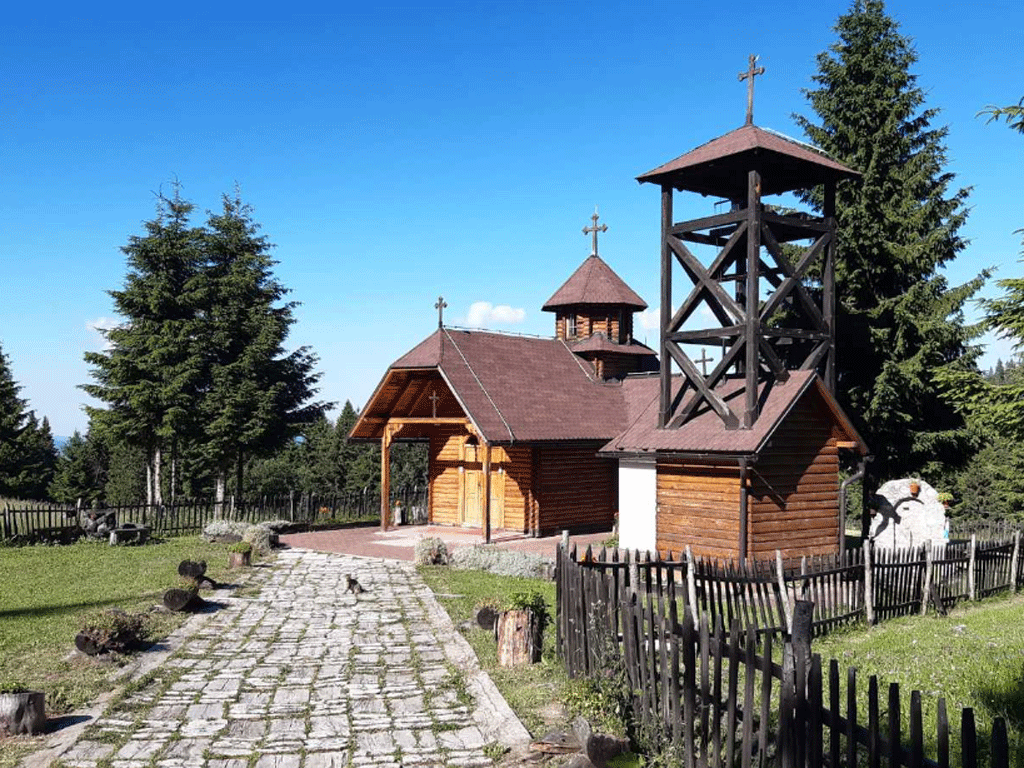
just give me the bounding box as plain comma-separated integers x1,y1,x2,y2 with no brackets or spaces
482,441,492,545
380,424,395,532
386,417,469,426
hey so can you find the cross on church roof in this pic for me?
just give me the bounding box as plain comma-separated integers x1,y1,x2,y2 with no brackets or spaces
695,347,713,376
428,390,440,418
435,296,447,328
738,54,765,126
582,207,608,257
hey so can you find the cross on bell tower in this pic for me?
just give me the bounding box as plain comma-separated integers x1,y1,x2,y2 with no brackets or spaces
582,207,608,257
738,54,765,126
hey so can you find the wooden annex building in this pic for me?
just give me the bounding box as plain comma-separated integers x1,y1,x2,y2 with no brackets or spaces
352,67,870,561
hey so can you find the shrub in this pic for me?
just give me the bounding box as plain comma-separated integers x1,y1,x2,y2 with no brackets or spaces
414,537,449,566
228,541,253,555
448,545,550,579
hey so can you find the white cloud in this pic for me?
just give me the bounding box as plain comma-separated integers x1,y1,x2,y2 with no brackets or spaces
639,308,660,331
464,301,526,328
86,317,120,350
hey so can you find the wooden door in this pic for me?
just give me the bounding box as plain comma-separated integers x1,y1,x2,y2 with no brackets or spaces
463,470,483,527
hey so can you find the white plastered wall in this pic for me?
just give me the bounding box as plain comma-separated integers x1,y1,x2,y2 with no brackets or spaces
618,459,657,554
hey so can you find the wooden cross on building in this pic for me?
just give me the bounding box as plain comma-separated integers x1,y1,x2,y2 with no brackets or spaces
435,296,447,328
738,54,765,125
695,347,713,376
429,390,440,418
582,207,608,257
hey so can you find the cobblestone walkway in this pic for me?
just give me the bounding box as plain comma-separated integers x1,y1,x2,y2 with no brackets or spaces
51,549,529,767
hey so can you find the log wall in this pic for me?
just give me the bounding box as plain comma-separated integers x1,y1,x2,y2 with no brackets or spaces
428,426,468,526
534,443,616,534
502,447,532,533
656,461,740,559
748,391,841,559
555,306,626,343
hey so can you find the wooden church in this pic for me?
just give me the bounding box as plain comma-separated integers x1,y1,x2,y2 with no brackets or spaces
351,59,869,560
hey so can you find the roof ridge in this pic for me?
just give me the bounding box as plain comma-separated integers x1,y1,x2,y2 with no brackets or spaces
442,328,515,443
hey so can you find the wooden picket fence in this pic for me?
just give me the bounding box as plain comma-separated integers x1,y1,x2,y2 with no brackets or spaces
0,486,427,541
556,545,1013,767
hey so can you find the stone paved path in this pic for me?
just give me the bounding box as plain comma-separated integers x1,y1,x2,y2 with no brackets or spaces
48,549,530,767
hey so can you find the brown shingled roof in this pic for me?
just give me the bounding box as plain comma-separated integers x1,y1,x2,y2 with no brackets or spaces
603,370,866,456
637,124,859,199
569,335,658,357
542,255,647,311
355,328,631,444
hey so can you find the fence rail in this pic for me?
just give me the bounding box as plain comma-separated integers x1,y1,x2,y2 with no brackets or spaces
556,545,1013,768
0,486,427,541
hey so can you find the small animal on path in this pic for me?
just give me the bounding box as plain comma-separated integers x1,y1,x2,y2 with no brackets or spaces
345,574,365,595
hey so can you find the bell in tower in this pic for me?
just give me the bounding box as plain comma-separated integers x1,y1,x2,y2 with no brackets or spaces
637,56,860,430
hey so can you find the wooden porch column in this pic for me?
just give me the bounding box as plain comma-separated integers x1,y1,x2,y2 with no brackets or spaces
482,440,492,544
380,423,394,531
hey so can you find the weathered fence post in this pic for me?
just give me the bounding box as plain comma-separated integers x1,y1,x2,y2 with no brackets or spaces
1010,532,1020,594
921,542,934,616
864,540,875,626
968,534,977,601
776,549,794,634
561,529,569,551
685,545,698,624
780,599,814,768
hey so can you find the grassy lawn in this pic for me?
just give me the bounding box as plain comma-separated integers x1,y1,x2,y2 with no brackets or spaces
417,565,565,738
814,592,1024,763
0,536,241,718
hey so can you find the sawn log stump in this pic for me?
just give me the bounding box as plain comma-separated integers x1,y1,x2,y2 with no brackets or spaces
162,588,205,613
0,691,45,736
496,608,542,666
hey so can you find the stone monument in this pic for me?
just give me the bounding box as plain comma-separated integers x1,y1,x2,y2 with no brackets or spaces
869,478,948,550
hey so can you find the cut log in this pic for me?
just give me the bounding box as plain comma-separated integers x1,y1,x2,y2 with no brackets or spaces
177,560,207,579
228,551,251,569
496,609,542,666
162,588,205,613
0,691,45,736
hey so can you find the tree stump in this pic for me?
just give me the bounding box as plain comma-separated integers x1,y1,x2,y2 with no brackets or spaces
229,551,251,568
0,691,45,736
496,609,542,666
162,588,205,613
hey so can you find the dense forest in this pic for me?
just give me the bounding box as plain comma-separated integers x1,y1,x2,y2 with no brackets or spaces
0,2,1021,522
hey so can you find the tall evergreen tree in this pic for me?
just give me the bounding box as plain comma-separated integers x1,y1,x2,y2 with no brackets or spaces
13,413,57,500
0,341,28,498
794,0,981,481
82,187,206,504
199,191,329,500
50,431,98,504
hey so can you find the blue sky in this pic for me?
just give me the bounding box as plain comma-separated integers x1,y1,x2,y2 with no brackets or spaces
2,0,1021,437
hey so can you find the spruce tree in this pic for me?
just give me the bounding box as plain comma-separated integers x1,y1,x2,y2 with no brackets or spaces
199,191,328,500
50,431,97,504
82,187,206,504
794,0,981,481
0,342,29,498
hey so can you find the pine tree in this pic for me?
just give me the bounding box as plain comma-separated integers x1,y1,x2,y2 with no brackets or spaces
199,191,329,500
82,187,206,504
13,413,57,500
794,0,982,481
50,432,96,504
0,343,31,498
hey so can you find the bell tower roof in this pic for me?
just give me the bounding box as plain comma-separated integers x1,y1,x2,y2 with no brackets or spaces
637,123,859,199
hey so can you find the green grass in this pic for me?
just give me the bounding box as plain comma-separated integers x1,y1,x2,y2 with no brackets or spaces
417,565,566,737
0,536,238,714
814,592,1024,763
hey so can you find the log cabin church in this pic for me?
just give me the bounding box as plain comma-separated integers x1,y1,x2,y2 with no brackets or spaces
351,63,869,561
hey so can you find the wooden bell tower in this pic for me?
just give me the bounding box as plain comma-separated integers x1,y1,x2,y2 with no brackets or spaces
637,57,859,430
